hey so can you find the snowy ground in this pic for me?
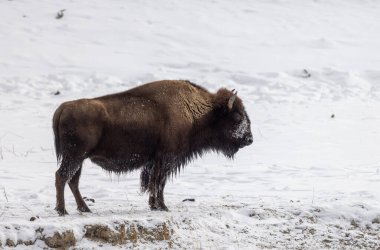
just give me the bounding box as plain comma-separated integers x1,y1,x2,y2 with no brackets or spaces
1,0,380,249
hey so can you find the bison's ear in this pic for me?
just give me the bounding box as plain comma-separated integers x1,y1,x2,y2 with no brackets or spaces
214,88,237,115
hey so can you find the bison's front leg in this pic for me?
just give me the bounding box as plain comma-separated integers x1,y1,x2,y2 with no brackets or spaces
148,161,169,211
149,176,168,211
156,176,168,211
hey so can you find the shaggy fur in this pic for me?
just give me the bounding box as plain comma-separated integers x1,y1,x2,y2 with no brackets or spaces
53,80,253,215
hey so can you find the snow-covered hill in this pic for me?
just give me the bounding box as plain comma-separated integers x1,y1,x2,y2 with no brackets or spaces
0,0,379,249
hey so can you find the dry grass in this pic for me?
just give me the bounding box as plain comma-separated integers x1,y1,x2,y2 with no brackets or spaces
0,221,173,248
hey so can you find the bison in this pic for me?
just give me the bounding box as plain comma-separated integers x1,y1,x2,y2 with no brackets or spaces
53,80,253,215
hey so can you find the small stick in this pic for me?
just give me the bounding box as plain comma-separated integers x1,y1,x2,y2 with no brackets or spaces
3,187,8,202
22,205,33,212
183,198,195,202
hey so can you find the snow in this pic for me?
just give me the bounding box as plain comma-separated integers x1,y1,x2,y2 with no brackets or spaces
1,0,380,248
232,113,249,140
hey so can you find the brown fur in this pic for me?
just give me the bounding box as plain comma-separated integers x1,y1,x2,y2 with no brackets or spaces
53,80,252,215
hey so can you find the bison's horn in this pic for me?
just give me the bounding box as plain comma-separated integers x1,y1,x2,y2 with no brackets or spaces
228,90,237,111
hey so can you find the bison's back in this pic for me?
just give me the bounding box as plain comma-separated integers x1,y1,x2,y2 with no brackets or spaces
96,80,211,119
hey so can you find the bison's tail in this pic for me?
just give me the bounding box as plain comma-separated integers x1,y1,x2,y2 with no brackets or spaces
53,106,64,164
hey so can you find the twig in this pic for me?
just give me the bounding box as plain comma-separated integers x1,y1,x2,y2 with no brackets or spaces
311,186,315,205
3,187,8,202
22,205,33,213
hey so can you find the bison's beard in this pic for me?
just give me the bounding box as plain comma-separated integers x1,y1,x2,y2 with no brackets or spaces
221,144,240,159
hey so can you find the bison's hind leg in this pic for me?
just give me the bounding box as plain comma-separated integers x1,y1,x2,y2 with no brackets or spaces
55,155,83,215
55,144,93,215
54,101,104,215
68,166,91,213
56,155,92,215
55,170,69,216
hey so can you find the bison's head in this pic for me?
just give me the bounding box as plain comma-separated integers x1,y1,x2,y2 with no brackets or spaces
213,89,253,158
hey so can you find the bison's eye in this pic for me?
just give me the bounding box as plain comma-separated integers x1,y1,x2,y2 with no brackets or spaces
233,113,242,123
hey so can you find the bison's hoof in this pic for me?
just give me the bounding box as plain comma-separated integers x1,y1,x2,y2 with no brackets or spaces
150,205,169,212
78,206,92,213
55,207,69,216
159,206,169,212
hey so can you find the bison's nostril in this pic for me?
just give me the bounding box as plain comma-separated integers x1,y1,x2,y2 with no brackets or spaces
247,137,253,144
